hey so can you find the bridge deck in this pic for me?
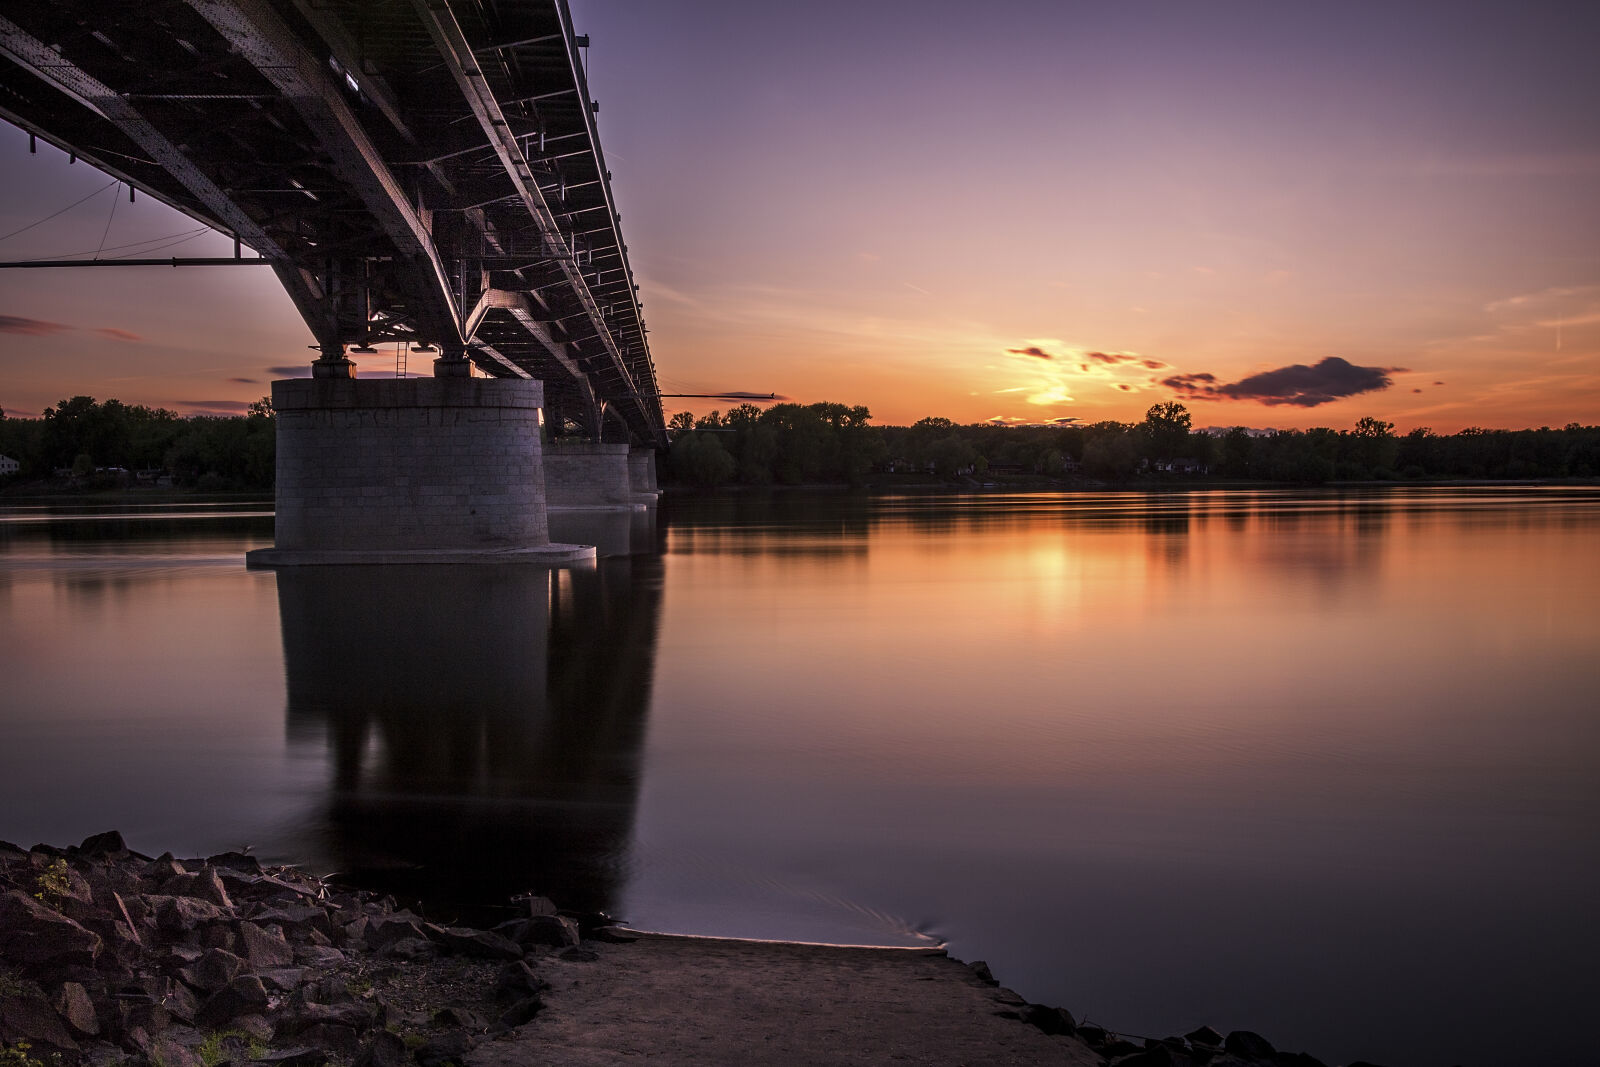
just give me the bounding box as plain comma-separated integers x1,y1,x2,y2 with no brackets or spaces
0,0,664,444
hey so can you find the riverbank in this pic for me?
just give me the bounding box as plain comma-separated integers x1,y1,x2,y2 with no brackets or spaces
1,834,1356,1067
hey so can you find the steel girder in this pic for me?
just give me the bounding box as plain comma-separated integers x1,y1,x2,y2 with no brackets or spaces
0,0,665,445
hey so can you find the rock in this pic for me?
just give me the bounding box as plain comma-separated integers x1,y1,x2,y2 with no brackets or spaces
290,1023,361,1058
415,1030,475,1067
278,1001,376,1035
1078,1025,1107,1046
495,960,546,1000
294,945,346,967
497,995,541,1029
426,924,523,960
258,968,306,993
0,994,81,1056
253,1048,328,1067
353,1029,408,1067
966,960,998,985
161,868,233,909
1224,1031,1277,1061
180,948,247,992
153,895,230,939
0,890,104,966
147,1035,204,1067
558,948,598,962
76,831,130,860
1022,1003,1076,1035
1113,1048,1189,1067
520,895,559,917
431,1006,486,1031
342,915,369,944
237,921,295,969
143,854,187,883
520,915,580,948
116,997,171,1041
1273,1054,1328,1067
365,916,427,949
1186,1026,1224,1048
194,975,269,1029
162,981,200,1025
206,852,263,876
230,1013,274,1043
588,925,638,943
54,981,100,1036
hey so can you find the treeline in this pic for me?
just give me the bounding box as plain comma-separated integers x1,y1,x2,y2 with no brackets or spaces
0,396,275,490
666,401,1600,486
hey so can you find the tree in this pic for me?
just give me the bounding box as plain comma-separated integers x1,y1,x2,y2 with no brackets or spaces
668,431,735,486
667,411,695,436
1141,401,1192,464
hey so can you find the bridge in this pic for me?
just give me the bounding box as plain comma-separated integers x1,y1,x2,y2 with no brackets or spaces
0,0,668,562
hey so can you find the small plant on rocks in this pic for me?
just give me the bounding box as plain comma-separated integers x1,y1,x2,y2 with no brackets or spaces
0,1043,60,1067
31,859,69,906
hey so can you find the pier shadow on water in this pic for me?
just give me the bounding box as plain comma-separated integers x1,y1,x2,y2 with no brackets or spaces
274,510,664,924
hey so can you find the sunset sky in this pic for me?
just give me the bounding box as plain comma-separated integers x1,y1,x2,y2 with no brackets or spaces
1,0,1597,430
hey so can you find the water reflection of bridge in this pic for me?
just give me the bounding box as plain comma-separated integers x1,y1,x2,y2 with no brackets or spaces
276,510,662,920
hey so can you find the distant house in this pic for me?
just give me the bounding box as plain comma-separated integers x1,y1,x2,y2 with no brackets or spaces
0,454,19,477
1153,457,1209,475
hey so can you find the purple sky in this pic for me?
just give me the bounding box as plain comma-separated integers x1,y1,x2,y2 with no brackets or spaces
2,0,1597,428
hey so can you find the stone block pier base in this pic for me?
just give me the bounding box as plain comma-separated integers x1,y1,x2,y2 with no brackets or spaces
545,441,648,510
246,378,593,566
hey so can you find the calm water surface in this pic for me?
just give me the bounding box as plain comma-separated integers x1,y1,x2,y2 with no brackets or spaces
1,488,1596,1067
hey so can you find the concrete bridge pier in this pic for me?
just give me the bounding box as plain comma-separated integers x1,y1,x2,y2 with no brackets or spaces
246,377,593,566
629,447,661,506
544,441,653,511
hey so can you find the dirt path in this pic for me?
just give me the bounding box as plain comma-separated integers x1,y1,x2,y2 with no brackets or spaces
466,933,1103,1066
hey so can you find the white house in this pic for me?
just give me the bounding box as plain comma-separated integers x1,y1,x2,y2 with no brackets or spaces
0,454,19,477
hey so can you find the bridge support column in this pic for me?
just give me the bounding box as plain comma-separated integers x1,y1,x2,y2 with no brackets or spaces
543,441,642,511
247,378,594,566
311,342,356,380
628,447,660,506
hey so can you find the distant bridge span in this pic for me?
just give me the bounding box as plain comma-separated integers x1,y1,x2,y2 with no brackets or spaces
0,0,666,447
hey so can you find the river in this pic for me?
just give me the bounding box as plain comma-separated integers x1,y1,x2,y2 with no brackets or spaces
1,486,1595,1066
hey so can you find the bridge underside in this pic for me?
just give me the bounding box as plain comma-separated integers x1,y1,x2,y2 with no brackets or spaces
0,0,665,446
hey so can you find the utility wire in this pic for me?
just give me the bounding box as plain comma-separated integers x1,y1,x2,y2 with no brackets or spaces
94,183,121,257
109,228,210,258
35,226,210,261
0,179,118,243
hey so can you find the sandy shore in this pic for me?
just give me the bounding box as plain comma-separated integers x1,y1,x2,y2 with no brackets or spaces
469,932,1102,1066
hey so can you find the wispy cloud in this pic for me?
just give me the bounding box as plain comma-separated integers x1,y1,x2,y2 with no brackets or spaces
0,315,71,336
265,365,313,378
1007,346,1055,360
93,327,141,342
228,377,260,385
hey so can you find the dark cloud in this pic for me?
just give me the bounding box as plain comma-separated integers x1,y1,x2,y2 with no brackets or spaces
1163,357,1401,407
266,365,314,378
712,391,789,401
228,377,260,385
1046,416,1080,424
0,315,71,336
1116,383,1133,391
93,327,141,342
1007,346,1054,359
175,400,254,415
1433,380,1445,386
1140,359,1167,369
1088,351,1130,364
